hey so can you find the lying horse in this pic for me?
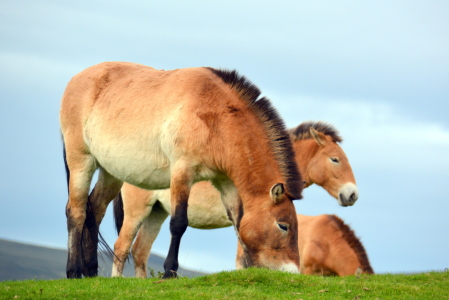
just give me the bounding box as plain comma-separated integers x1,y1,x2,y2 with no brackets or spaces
112,122,359,277
295,214,373,276
60,62,303,279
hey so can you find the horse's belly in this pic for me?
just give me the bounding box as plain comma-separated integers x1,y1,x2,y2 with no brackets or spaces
186,181,232,229
155,182,233,229
88,138,172,190
188,210,232,229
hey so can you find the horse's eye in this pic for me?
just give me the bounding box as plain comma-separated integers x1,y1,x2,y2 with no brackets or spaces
277,223,289,232
330,157,339,163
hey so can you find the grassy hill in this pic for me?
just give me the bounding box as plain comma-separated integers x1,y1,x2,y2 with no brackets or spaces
1,268,448,299
0,239,205,281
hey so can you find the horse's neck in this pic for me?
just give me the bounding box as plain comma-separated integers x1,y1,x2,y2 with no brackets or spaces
211,125,285,204
225,154,283,209
293,139,319,186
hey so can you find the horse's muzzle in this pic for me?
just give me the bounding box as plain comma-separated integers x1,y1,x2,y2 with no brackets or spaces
337,183,359,207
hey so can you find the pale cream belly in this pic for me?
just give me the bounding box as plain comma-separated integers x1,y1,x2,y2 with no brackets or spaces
84,129,172,190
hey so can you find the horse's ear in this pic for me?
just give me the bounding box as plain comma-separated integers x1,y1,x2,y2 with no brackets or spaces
270,183,285,203
310,127,327,146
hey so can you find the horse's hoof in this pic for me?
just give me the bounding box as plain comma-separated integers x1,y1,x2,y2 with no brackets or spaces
66,271,83,279
162,270,178,279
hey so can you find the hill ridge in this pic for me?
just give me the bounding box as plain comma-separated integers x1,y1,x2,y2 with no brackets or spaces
0,238,205,281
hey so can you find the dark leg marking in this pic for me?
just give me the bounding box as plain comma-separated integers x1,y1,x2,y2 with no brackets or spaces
162,201,189,278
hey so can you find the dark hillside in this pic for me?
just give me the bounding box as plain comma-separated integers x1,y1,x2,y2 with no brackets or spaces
0,239,205,281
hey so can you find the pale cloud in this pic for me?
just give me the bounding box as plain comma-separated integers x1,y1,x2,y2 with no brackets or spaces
268,92,449,172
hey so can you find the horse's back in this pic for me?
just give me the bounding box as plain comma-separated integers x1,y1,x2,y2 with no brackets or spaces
60,62,214,129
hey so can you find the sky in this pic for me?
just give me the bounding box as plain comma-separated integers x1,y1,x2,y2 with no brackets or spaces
1,0,448,275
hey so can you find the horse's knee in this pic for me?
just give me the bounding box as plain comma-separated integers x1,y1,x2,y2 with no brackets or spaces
169,214,188,236
169,199,189,236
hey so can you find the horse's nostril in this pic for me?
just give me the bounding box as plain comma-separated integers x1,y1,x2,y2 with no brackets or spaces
350,192,358,203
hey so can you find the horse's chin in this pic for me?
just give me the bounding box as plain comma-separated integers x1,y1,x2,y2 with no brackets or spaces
266,263,300,273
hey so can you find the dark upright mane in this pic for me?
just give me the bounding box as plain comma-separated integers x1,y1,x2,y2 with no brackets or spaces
328,215,374,274
289,121,343,143
206,68,303,200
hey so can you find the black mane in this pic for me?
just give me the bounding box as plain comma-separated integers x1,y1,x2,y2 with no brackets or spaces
289,121,343,143
329,215,374,274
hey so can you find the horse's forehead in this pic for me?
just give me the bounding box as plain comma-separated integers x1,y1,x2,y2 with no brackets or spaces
270,199,297,219
322,141,347,157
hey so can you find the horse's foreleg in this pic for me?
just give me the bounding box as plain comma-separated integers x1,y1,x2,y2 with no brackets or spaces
82,169,122,277
132,203,169,278
162,167,192,279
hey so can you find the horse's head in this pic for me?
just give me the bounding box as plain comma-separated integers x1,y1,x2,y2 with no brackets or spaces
237,183,300,272
297,127,359,207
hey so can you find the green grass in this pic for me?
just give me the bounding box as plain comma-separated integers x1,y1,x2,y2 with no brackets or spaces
1,268,448,300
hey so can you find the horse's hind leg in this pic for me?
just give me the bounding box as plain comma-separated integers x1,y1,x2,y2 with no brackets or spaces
82,168,123,277
65,154,97,279
111,195,155,278
132,202,169,278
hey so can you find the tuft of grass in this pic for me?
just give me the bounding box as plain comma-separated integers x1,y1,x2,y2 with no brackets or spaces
148,268,164,279
1,268,448,299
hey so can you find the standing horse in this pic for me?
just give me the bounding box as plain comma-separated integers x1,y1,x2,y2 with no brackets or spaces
112,122,359,277
295,214,373,276
60,62,303,279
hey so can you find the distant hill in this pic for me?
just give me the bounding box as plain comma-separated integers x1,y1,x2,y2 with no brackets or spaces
0,239,206,281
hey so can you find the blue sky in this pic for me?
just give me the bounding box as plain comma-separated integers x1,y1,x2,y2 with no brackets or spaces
1,0,448,275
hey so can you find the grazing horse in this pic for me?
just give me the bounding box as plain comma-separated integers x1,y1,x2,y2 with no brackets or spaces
112,122,359,277
295,214,373,276
60,62,303,279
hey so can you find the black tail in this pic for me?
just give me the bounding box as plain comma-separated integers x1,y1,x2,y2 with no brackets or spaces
62,138,115,262
85,200,116,262
62,140,70,195
112,191,130,263
113,191,125,235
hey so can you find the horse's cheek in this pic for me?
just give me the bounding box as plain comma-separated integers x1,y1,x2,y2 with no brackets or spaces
239,217,264,250
270,237,283,250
